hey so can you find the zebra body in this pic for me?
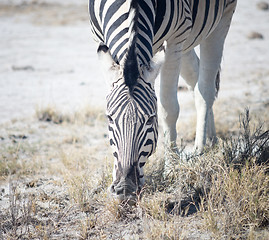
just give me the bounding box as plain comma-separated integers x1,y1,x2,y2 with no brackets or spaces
89,0,237,201
90,0,236,61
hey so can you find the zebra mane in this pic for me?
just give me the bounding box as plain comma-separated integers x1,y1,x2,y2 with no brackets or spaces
123,0,140,92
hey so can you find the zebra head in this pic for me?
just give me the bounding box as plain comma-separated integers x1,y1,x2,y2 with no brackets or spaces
98,44,164,202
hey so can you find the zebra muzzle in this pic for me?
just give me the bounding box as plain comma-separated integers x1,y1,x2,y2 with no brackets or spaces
110,177,139,202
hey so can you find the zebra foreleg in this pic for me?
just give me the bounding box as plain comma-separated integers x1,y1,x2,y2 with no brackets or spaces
159,44,181,150
181,50,218,147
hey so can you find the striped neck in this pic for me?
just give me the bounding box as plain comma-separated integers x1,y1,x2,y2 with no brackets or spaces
101,0,155,66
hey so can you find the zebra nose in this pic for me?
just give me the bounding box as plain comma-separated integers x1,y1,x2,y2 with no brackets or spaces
115,185,129,196
113,178,137,201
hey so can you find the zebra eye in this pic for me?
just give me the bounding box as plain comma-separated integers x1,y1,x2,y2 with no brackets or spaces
107,115,114,124
146,116,154,125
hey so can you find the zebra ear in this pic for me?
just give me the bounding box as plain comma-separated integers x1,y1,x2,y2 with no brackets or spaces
97,43,121,85
142,48,165,87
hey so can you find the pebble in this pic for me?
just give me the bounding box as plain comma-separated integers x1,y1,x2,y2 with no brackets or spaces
257,2,269,10
247,31,264,40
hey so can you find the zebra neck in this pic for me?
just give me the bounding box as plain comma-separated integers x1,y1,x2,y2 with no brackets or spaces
101,0,155,67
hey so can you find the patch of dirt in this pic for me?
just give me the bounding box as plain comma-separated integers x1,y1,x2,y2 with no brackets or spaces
0,2,88,26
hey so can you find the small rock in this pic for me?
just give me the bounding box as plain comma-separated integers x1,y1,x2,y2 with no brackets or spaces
9,134,28,140
12,65,35,71
247,31,264,40
26,180,37,188
257,2,269,10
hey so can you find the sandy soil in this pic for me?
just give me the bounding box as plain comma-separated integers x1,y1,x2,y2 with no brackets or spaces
0,0,106,124
0,0,269,239
0,0,268,125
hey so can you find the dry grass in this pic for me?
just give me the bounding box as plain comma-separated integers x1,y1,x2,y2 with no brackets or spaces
1,108,268,239
36,104,106,125
200,162,268,239
0,141,39,180
196,110,269,239
142,109,269,239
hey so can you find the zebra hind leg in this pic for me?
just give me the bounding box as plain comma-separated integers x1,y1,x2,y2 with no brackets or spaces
180,50,220,150
194,8,235,153
206,70,220,146
180,49,199,91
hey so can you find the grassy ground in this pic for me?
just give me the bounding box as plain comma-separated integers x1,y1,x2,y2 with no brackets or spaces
1,0,269,239
0,106,268,240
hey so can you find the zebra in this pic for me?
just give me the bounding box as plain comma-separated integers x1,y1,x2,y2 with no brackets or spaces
88,0,237,201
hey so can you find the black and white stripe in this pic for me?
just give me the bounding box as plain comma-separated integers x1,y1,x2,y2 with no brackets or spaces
89,0,236,64
88,0,237,198
106,78,158,182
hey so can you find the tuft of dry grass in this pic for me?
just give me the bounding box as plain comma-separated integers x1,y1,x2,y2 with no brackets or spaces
200,162,269,239
35,104,106,125
197,109,269,239
36,105,68,124
0,145,21,177
58,148,113,213
140,216,186,240
0,141,39,180
0,182,36,239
